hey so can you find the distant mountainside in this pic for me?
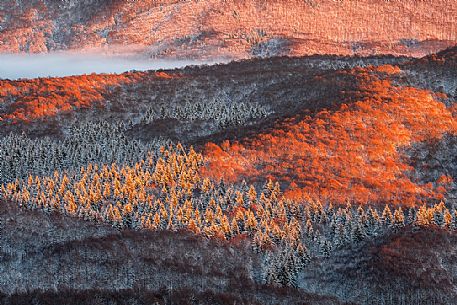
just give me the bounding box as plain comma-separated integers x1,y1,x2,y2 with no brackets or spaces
415,45,457,65
434,45,457,60
1,0,456,58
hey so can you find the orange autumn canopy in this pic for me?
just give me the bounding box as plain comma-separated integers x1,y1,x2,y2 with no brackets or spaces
203,67,457,206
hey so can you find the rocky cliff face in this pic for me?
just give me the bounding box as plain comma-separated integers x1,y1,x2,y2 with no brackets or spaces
1,0,456,58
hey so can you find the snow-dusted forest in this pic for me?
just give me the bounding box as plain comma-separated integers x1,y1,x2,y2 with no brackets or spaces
1,50,457,305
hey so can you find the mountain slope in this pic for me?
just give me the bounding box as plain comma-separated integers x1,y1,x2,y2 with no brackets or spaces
1,0,456,58
203,65,457,205
1,52,456,206
301,226,457,304
0,201,349,305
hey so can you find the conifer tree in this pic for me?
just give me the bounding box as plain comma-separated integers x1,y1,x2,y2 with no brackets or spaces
393,207,405,229
443,209,452,229
433,208,445,227
381,205,393,227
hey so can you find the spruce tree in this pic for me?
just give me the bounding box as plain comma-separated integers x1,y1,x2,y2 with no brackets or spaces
393,207,405,229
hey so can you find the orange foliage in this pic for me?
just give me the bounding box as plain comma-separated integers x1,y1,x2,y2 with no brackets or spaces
1,0,456,58
0,72,146,123
371,64,402,75
203,69,457,206
154,71,180,79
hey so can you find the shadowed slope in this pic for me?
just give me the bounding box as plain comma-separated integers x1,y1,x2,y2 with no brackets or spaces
299,226,457,305
0,201,348,305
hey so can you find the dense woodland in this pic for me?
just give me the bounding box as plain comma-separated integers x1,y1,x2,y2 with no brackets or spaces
0,120,168,183
2,143,457,290
0,0,456,58
1,50,457,304
204,65,457,205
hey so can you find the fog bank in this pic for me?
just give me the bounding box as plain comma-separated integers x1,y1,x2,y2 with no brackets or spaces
0,53,221,80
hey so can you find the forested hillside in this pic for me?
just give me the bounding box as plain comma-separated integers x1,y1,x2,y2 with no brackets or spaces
2,145,457,304
1,0,456,58
2,0,457,303
1,48,457,304
0,201,349,305
1,52,455,204
204,64,457,205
